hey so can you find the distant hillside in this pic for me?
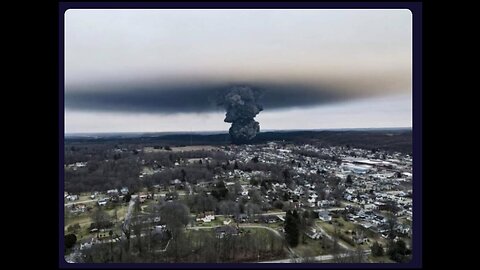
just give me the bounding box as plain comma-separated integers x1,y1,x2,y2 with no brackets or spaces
65,129,412,154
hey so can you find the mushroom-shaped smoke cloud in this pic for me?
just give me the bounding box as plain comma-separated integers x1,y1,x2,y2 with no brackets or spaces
217,86,263,144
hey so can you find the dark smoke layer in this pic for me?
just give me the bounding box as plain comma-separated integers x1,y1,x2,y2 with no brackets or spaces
66,81,353,114
217,86,263,144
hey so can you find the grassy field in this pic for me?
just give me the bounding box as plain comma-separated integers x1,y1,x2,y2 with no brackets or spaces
64,215,93,241
293,236,329,256
143,145,220,153
367,255,395,263
65,213,92,229
264,222,282,230
316,218,357,249
316,217,393,252
240,227,283,242
65,202,130,242
105,205,128,221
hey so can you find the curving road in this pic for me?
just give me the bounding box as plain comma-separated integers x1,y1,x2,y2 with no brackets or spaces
187,223,281,237
64,199,97,206
315,225,353,251
122,195,138,233
258,250,371,263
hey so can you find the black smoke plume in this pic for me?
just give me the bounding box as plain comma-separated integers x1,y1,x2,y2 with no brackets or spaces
217,86,263,144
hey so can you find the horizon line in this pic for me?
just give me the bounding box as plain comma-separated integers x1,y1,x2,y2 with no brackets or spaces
65,126,412,136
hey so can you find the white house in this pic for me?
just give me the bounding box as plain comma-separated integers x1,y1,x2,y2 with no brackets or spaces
305,228,322,239
139,193,149,203
318,210,332,222
97,198,108,206
317,200,336,208
70,203,86,213
75,162,87,168
364,204,378,211
66,194,79,201
196,211,215,223
107,189,119,196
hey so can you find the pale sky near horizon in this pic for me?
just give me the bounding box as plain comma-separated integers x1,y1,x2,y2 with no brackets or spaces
64,9,412,133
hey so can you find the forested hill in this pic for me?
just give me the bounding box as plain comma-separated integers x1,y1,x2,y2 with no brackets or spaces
65,129,412,154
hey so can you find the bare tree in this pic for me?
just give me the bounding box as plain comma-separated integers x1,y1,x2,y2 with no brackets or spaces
354,245,366,263
218,200,238,216
158,201,190,237
245,202,261,221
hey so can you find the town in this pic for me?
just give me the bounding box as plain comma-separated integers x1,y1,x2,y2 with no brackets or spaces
64,132,413,263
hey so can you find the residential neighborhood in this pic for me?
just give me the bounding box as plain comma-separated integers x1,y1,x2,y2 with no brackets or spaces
64,137,413,263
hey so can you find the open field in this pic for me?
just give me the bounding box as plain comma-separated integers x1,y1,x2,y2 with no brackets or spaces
368,255,396,263
143,145,220,153
293,236,330,256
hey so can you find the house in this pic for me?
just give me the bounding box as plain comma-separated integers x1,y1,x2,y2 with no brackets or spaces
214,225,240,238
97,198,108,206
318,210,332,222
66,194,79,201
196,211,215,223
374,201,388,210
235,213,248,223
353,236,369,244
307,195,318,207
153,225,167,234
304,227,322,239
317,200,336,208
261,215,280,224
187,158,204,164
139,193,148,203
107,189,119,196
120,187,129,195
80,242,92,250
395,224,411,235
359,221,374,229
352,230,369,244
75,162,87,168
170,179,182,185
364,204,378,211
70,203,87,213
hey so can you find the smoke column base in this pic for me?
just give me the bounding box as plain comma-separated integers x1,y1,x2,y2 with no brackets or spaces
229,119,260,144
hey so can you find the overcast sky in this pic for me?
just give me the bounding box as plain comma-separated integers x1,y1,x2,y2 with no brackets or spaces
64,9,412,133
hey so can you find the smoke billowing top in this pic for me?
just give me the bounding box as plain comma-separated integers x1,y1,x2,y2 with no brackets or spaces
217,86,263,144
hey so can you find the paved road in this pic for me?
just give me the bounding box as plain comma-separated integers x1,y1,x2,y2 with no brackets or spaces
122,195,138,233
315,224,353,251
259,254,336,263
258,250,371,263
64,199,97,206
65,190,190,207
260,211,286,216
240,224,282,237
187,224,281,237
